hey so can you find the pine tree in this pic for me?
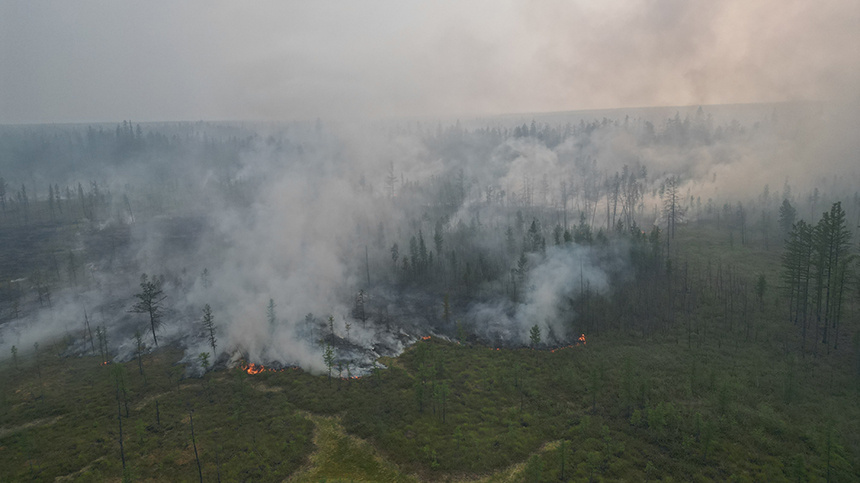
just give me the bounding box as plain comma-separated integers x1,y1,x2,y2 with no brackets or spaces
526,219,544,252
433,220,444,258
781,220,813,350
130,274,166,347
418,230,428,273
324,343,334,385
778,199,797,238
352,290,367,328
818,202,853,347
390,243,399,268
662,175,682,253
529,324,541,348
202,304,217,357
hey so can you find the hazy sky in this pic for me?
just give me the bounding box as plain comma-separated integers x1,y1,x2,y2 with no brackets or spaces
2,0,858,123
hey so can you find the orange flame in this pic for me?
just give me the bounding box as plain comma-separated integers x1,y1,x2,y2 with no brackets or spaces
238,361,293,375
421,336,432,340
549,334,587,353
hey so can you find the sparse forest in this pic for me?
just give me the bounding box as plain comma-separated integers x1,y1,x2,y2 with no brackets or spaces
2,105,860,481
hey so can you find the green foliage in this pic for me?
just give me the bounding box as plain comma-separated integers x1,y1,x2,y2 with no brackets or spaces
778,198,797,236
2,333,860,481
130,273,166,347
202,304,217,356
4,206,860,482
524,453,543,481
529,324,541,348
456,320,466,344
198,352,210,372
0,342,315,480
323,342,335,383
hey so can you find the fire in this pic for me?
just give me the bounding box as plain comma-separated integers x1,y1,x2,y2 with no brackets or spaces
549,334,587,353
238,361,296,375
421,336,432,340
101,361,110,365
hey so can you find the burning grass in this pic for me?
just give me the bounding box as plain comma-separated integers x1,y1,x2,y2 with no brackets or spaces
237,361,299,375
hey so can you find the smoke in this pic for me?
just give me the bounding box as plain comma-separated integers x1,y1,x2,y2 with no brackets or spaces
3,1,859,123
1,101,858,375
468,242,629,344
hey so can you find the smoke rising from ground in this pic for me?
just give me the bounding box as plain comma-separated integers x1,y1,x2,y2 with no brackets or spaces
468,243,628,345
0,102,858,374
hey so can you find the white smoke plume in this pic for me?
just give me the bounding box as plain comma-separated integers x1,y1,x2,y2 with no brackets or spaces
468,242,629,345
1,102,858,374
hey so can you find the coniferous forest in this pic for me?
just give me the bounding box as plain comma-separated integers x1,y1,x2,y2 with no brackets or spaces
4,2,860,481
2,103,860,481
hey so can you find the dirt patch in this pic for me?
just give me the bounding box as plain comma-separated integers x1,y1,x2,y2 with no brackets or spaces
252,383,283,393
54,456,107,482
133,391,171,411
286,409,564,482
450,440,561,483
287,411,418,483
0,415,63,439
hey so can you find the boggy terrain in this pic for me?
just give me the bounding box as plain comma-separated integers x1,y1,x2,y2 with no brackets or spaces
2,220,860,481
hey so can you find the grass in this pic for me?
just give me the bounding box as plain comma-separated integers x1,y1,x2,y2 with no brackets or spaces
1,327,859,481
289,412,417,483
1,219,860,481
0,345,314,482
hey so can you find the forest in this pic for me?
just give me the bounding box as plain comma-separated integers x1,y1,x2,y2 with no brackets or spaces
1,102,860,481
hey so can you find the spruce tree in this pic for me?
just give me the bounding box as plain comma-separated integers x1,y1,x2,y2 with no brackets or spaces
130,274,166,347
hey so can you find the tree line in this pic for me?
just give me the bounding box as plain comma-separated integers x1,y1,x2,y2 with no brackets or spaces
781,201,854,354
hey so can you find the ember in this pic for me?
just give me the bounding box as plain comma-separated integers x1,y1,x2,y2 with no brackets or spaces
244,363,266,374
238,361,294,375
550,334,587,353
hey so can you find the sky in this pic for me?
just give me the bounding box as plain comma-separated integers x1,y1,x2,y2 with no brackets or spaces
1,0,859,123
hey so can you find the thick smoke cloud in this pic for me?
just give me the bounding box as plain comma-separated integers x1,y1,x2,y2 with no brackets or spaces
2,0,859,376
1,100,858,375
2,1,858,123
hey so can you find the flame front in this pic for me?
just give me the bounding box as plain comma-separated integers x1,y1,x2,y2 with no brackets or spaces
238,361,291,375
550,334,587,353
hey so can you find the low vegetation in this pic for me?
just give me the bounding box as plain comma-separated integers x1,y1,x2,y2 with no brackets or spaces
3,218,860,482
